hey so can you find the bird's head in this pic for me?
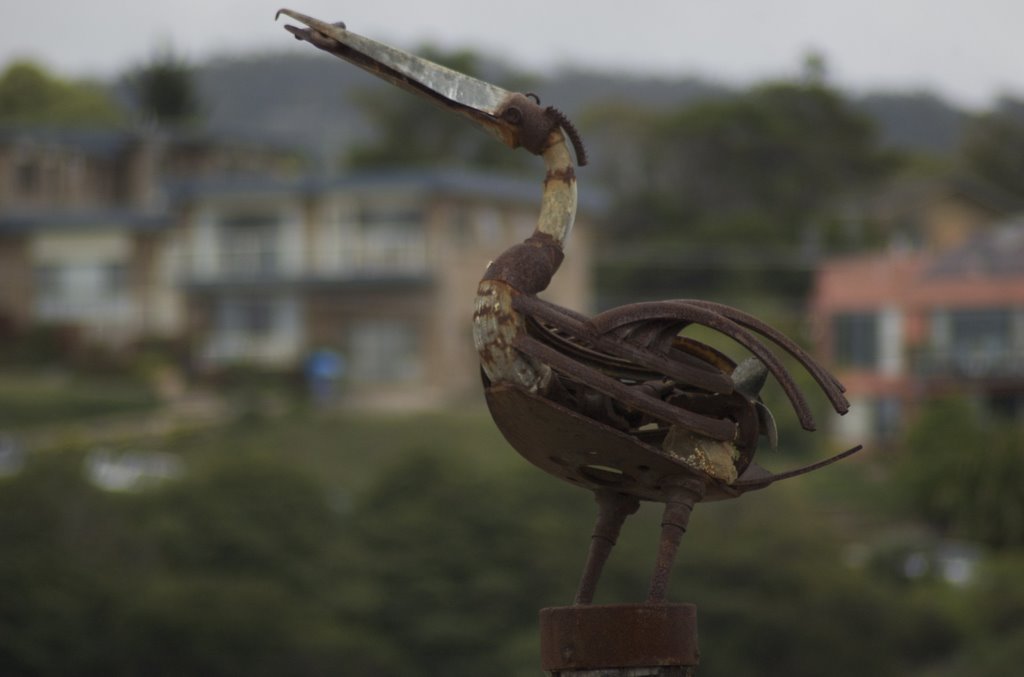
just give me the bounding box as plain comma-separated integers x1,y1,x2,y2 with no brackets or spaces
277,9,586,165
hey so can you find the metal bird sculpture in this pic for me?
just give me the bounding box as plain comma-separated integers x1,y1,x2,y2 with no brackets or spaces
278,10,861,605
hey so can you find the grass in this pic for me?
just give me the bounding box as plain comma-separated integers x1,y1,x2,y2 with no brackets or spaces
0,369,158,430
151,405,524,491
0,358,891,549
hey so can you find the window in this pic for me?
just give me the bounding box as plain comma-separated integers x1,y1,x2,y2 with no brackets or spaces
475,207,502,245
338,198,427,274
218,297,274,336
32,260,131,324
33,264,59,298
937,309,1015,376
15,160,39,195
219,212,279,277
104,262,129,295
348,320,422,383
950,308,1010,353
34,262,127,302
209,296,302,364
872,397,903,439
833,312,879,368
451,205,473,246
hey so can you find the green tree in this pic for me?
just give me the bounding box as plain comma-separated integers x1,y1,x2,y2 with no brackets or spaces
613,81,894,246
597,490,961,677
954,552,1024,677
127,47,202,127
328,448,591,675
0,60,124,126
596,80,896,303
0,451,143,675
960,97,1024,199
897,397,1024,548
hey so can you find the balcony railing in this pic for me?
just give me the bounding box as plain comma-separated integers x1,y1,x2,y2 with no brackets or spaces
914,349,1024,380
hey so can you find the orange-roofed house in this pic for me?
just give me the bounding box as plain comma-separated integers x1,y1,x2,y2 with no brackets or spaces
811,219,1024,443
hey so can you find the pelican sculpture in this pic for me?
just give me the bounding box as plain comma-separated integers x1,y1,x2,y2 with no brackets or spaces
278,10,861,605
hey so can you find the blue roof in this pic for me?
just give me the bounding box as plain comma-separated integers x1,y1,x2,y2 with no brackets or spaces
0,126,133,158
168,168,608,212
0,126,303,158
163,174,309,201
0,209,169,234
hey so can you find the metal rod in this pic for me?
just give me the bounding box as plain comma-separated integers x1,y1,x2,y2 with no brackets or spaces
646,481,704,603
575,490,640,605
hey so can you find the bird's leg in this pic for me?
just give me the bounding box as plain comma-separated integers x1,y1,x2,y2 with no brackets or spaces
647,478,705,603
574,490,640,605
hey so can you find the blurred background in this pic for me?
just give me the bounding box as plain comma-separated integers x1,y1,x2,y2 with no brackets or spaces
2,2,1023,675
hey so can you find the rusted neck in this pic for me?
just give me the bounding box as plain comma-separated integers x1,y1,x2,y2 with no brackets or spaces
472,130,578,391
536,130,578,251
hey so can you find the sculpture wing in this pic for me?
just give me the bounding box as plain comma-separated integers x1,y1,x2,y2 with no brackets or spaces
510,295,848,443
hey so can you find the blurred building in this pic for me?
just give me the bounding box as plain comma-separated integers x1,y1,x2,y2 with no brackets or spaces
812,217,1024,443
0,127,596,406
867,176,1022,249
0,127,301,343
171,171,594,406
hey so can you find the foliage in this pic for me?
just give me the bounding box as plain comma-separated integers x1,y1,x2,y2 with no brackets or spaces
0,61,123,126
3,407,1015,676
345,46,535,172
896,397,1024,549
0,369,157,430
326,449,590,675
960,96,1024,199
952,551,1024,676
606,81,895,245
601,491,961,677
125,47,202,127
590,81,897,304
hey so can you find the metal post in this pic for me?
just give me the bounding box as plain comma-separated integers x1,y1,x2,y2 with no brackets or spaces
552,669,695,676
540,603,699,675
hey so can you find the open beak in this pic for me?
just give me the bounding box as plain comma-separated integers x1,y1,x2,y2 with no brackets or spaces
276,9,521,148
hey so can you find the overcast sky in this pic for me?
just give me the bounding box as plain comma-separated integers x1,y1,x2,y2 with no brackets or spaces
3,0,1022,109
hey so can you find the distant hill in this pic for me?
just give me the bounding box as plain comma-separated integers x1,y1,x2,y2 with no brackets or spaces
852,91,967,155
193,52,376,167
183,51,970,166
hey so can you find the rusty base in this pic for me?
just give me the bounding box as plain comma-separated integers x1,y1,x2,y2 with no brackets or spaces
540,603,698,672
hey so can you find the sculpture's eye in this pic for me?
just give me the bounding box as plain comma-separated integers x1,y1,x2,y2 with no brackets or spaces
502,106,524,125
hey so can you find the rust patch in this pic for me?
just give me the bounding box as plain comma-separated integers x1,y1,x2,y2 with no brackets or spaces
540,603,699,671
544,165,576,186
497,93,556,156
481,235,564,294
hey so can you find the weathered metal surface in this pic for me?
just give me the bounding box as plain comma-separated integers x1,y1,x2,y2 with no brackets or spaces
473,123,580,390
553,669,694,676
485,383,744,503
575,492,640,606
280,14,863,673
540,604,699,671
646,480,704,603
484,382,859,502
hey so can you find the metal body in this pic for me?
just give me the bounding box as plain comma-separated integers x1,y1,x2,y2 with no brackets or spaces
278,11,861,672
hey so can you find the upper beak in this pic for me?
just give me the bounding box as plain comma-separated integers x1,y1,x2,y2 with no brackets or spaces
276,9,519,147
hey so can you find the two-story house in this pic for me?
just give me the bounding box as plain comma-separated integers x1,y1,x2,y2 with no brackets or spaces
0,126,597,406
170,170,595,405
0,127,169,343
811,218,1024,443
0,126,301,343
